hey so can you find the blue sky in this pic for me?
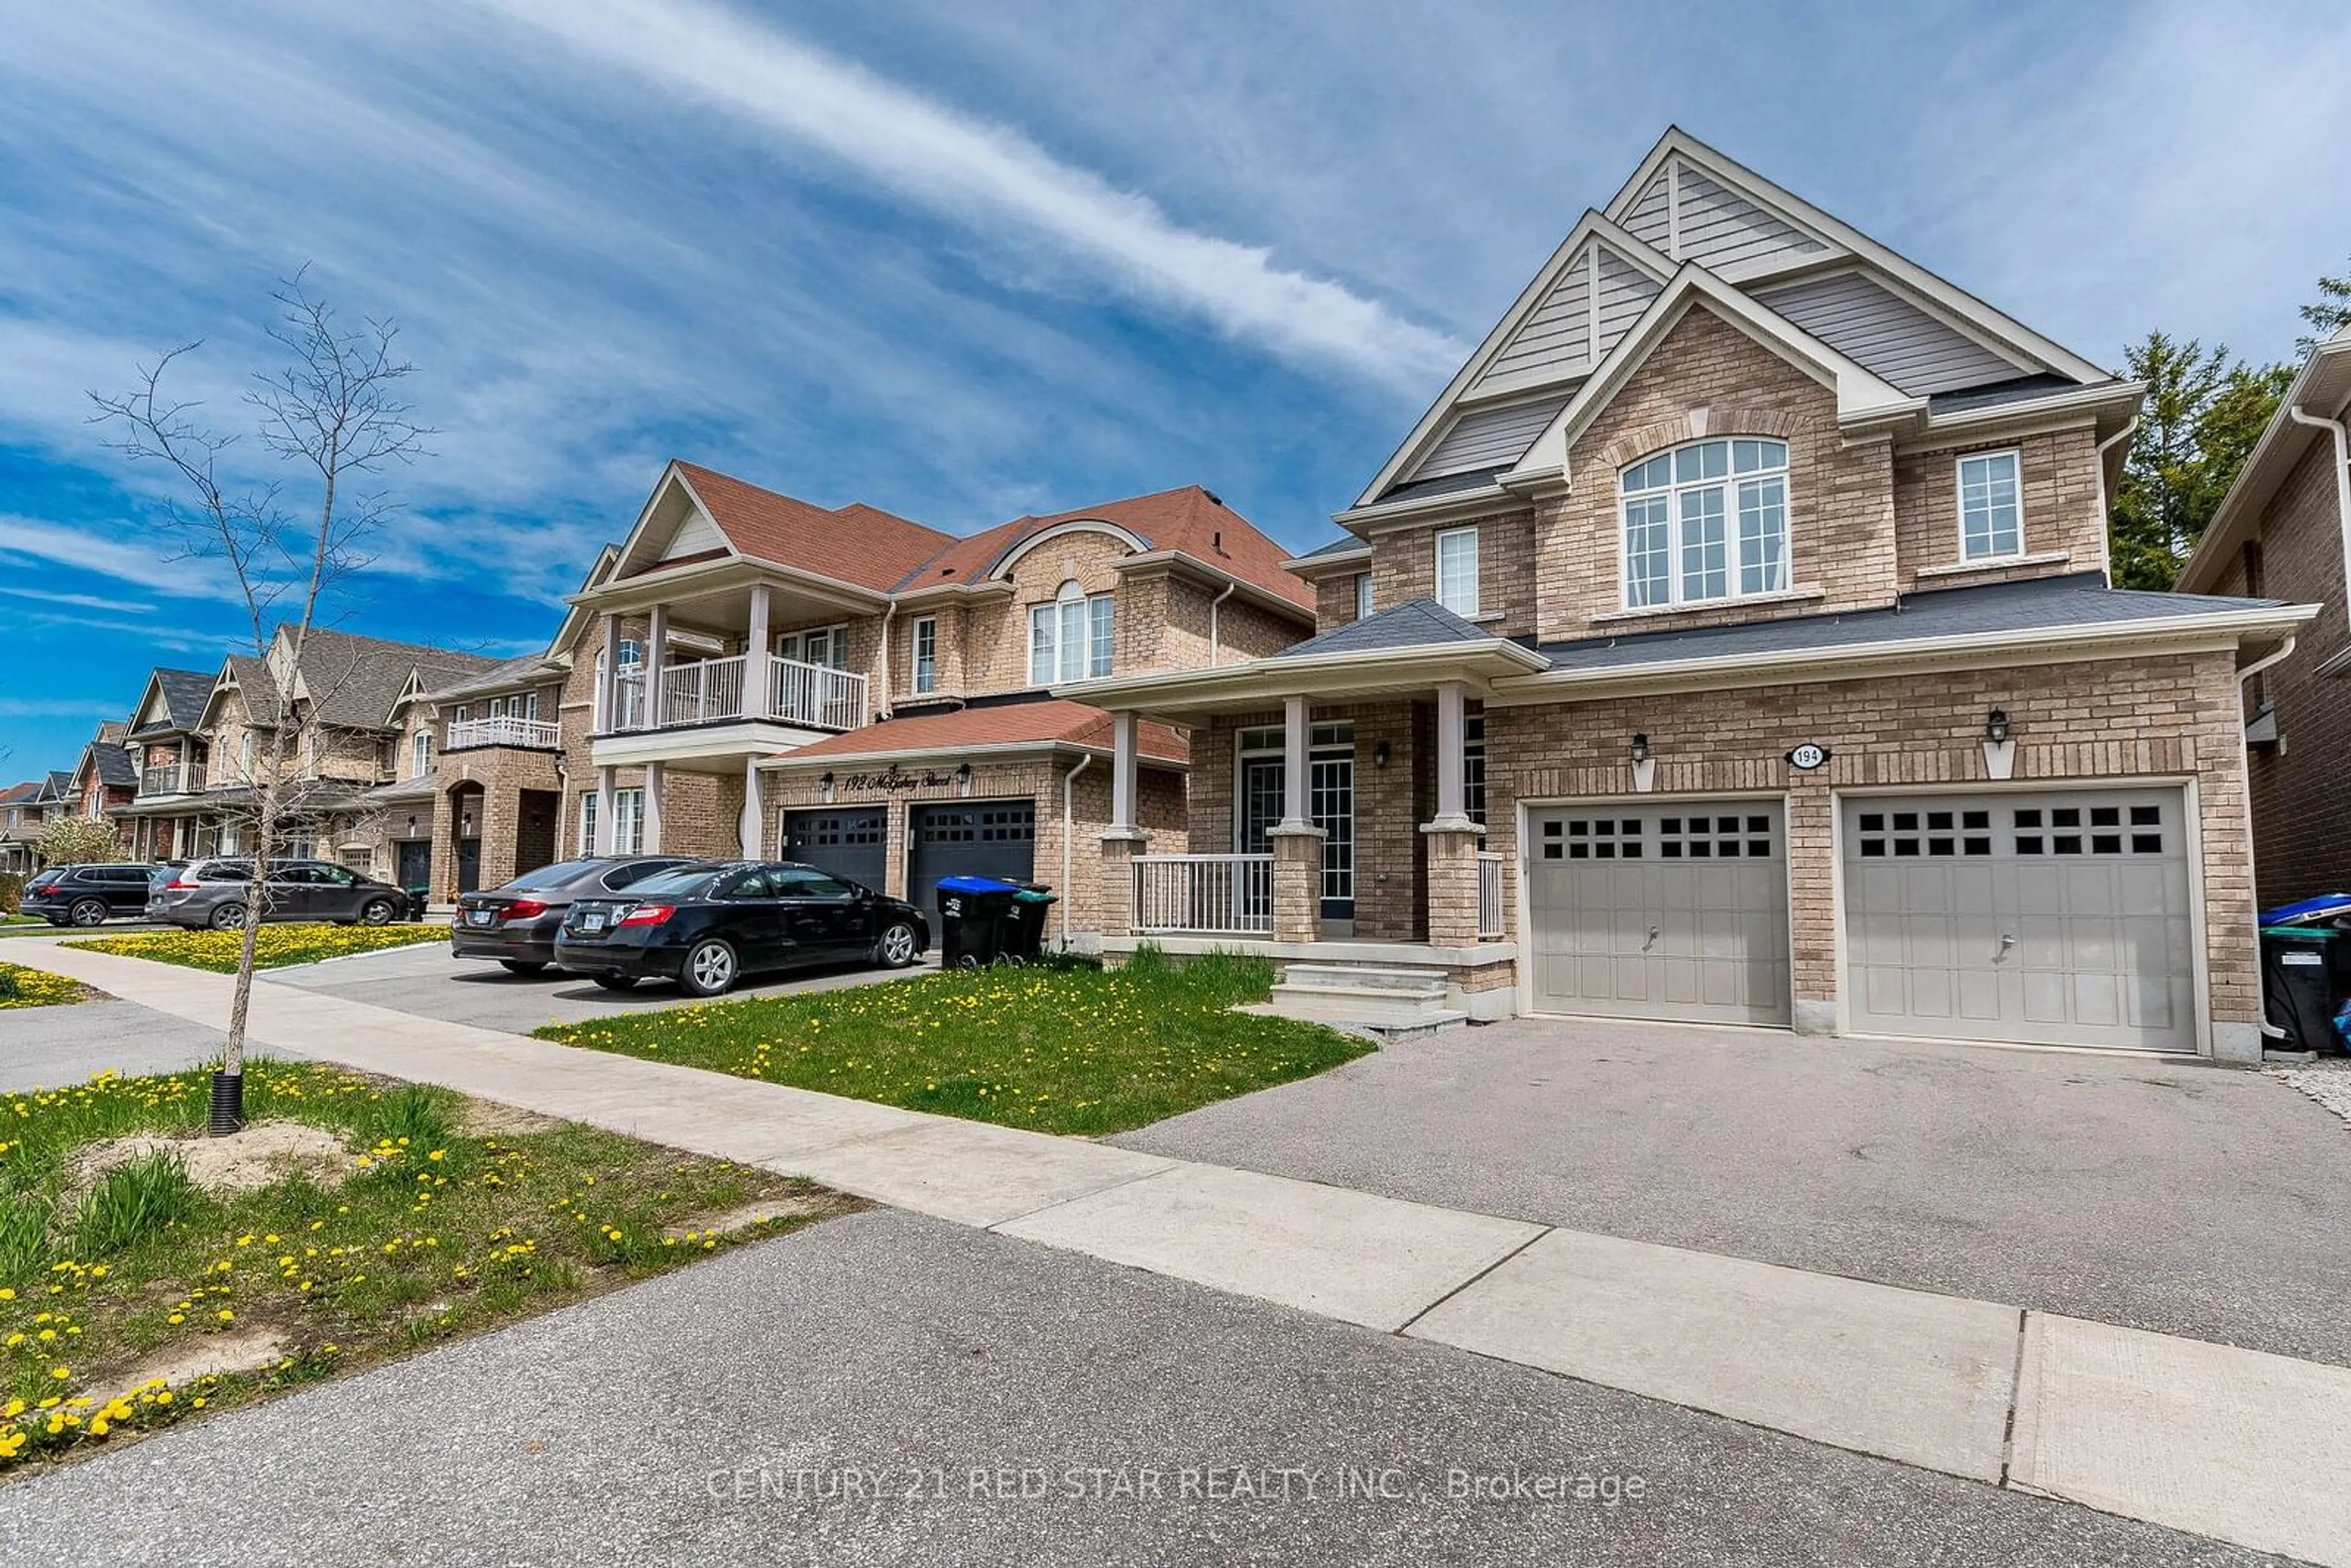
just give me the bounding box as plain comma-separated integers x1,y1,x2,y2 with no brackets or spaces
3,0,2349,773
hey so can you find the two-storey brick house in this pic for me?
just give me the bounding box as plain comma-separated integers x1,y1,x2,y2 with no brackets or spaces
0,779,48,872
1068,128,2311,1062
2175,325,2351,908
443,461,1313,939
64,720,138,851
110,667,217,861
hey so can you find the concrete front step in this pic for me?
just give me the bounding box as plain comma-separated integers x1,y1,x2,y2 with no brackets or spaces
1240,999,1470,1038
1278,963,1449,996
1269,981,1453,1019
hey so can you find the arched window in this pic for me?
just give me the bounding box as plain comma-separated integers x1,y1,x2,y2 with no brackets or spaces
1620,438,1788,609
1029,579,1114,685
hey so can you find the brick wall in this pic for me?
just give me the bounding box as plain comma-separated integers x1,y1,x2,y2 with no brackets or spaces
1314,572,1365,632
1891,426,2107,591
1483,649,2257,1031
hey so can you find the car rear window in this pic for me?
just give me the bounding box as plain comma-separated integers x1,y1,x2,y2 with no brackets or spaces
600,859,692,891
617,865,723,899
502,860,603,893
200,862,253,882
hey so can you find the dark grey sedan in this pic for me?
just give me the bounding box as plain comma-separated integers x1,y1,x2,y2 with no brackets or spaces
146,857,409,930
450,856,697,975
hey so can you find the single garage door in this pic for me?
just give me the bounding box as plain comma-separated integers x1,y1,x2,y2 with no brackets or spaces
1841,789,2195,1051
1527,801,1790,1026
783,807,887,893
907,800,1036,921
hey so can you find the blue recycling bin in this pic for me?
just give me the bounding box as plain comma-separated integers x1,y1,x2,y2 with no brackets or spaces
937,875,1021,969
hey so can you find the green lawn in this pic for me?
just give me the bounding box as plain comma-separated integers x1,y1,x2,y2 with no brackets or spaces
1,1060,848,1474
64,923,450,972
535,950,1373,1136
0,963,85,1009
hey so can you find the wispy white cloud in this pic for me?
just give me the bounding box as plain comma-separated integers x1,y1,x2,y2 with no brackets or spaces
0,585,152,613
482,0,1463,389
0,697,141,721
0,517,235,599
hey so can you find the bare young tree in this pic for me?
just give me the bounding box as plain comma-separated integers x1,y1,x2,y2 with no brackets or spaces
91,272,429,1135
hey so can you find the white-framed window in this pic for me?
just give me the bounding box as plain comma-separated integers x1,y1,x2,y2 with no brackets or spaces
1029,582,1114,685
1621,438,1789,609
524,691,540,721
1957,449,2022,561
611,788,645,854
912,616,937,694
240,732,255,775
577,790,599,855
776,626,849,669
411,730,431,778
1434,528,1480,617
1355,572,1374,621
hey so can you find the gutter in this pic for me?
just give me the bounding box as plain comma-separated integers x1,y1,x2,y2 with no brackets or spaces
2240,632,2300,1043
1207,581,1235,666
2285,403,2351,640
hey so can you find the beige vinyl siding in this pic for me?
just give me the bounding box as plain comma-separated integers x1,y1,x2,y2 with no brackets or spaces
1756,272,2025,396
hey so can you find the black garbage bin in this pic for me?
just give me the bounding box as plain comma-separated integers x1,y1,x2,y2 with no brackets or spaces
2259,925,2349,1054
1004,884,1058,962
937,876,1020,969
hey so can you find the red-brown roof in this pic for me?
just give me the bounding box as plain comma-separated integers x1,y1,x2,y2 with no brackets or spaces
770,700,1187,766
672,462,954,595
896,486,1314,611
0,781,40,806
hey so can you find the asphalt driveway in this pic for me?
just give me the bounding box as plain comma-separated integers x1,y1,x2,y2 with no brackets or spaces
258,937,936,1033
1117,1018,2351,1370
0,1210,2276,1567
0,997,253,1092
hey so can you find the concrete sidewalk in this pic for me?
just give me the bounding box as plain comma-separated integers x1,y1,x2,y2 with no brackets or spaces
17,938,2350,1567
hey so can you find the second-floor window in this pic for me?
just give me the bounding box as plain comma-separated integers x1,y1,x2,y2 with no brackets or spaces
1434,528,1479,617
411,731,431,778
1029,582,1113,685
1355,572,1374,621
1622,438,1789,609
1958,450,2022,560
912,616,937,695
777,627,849,669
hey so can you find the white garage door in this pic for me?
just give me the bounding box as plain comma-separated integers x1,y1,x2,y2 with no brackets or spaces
1841,790,2195,1051
1527,801,1790,1026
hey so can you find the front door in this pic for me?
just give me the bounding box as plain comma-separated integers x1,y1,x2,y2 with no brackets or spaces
396,840,432,891
1235,729,1354,923
456,839,481,896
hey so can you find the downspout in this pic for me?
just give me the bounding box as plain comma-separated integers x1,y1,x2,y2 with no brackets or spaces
1207,582,1237,666
1060,753,1092,951
2093,415,2138,587
2238,633,2299,1043
2284,403,2351,637
876,602,897,720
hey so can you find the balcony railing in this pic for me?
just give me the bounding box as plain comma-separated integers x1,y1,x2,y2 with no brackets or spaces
602,655,867,734
140,763,195,796
662,654,746,725
770,656,866,730
447,715,561,751
1132,853,1275,936
1477,851,1507,940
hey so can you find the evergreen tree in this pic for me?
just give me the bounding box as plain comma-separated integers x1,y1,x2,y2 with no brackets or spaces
2108,333,2287,589
2298,255,2351,353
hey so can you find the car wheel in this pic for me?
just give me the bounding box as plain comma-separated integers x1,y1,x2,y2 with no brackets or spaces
874,921,918,969
678,939,737,998
68,898,109,928
500,960,547,976
208,902,248,932
358,898,397,926
591,973,637,992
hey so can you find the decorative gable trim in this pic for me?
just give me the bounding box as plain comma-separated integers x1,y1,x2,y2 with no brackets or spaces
613,463,740,580
991,519,1149,579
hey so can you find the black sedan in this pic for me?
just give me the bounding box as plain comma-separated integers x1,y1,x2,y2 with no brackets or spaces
451,855,699,975
552,861,929,997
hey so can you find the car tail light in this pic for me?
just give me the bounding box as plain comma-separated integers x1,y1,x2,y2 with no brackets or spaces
170,872,201,890
503,899,547,921
615,903,672,928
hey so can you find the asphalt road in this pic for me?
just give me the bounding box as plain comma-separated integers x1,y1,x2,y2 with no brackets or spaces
261,937,935,1033
1116,1016,2351,1370
0,1210,2283,1567
0,998,257,1092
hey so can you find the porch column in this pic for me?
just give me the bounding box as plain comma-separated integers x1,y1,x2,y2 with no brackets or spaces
1097,830,1143,939
1279,694,1311,828
744,583,773,721
595,765,617,855
1431,682,1474,829
739,757,764,858
1109,711,1140,833
646,603,669,729
643,761,664,853
1422,681,1483,947
599,616,621,732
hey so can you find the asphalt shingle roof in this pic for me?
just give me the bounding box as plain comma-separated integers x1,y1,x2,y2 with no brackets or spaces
128,667,219,737
291,627,501,729
1532,572,2287,673
1273,598,1496,659
1374,465,1512,506
89,722,137,789
769,697,1187,765
673,462,953,595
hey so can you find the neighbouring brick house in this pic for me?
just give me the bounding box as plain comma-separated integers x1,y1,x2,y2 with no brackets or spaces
64,719,139,851
1067,127,2311,1062
419,462,1311,936
2175,324,2351,909
0,780,45,874
110,666,215,861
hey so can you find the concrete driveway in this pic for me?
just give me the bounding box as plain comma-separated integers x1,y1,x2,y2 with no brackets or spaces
1117,1018,2351,1370
0,999,252,1092
0,1211,2278,1568
258,938,936,1033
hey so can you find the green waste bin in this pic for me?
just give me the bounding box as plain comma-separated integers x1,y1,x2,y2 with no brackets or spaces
1005,885,1058,963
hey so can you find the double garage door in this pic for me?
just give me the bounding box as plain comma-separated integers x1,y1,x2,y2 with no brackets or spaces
1527,788,2195,1051
784,801,1037,923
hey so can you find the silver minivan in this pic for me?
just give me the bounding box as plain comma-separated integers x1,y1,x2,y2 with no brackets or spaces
147,857,408,930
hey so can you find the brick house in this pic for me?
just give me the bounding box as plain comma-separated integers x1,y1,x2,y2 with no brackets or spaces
2175,325,2351,908
418,462,1311,936
1067,127,2311,1062
64,719,139,851
0,780,45,874
110,666,217,861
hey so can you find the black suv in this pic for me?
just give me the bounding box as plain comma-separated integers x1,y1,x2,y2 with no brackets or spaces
22,863,165,927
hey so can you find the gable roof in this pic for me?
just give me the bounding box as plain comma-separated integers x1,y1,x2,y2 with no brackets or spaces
216,655,282,727
1273,599,1496,659
0,782,40,807
2178,327,2351,595
667,462,953,594
895,486,1314,612
80,721,137,791
127,667,219,737
761,696,1188,767
282,627,503,730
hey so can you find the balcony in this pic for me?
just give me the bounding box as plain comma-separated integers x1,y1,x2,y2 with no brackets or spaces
139,763,197,797
448,715,561,751
604,655,867,734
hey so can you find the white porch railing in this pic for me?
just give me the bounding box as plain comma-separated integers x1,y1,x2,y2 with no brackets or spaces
662,654,747,725
607,670,647,732
448,715,561,750
1132,853,1274,936
1477,852,1507,940
771,656,867,730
